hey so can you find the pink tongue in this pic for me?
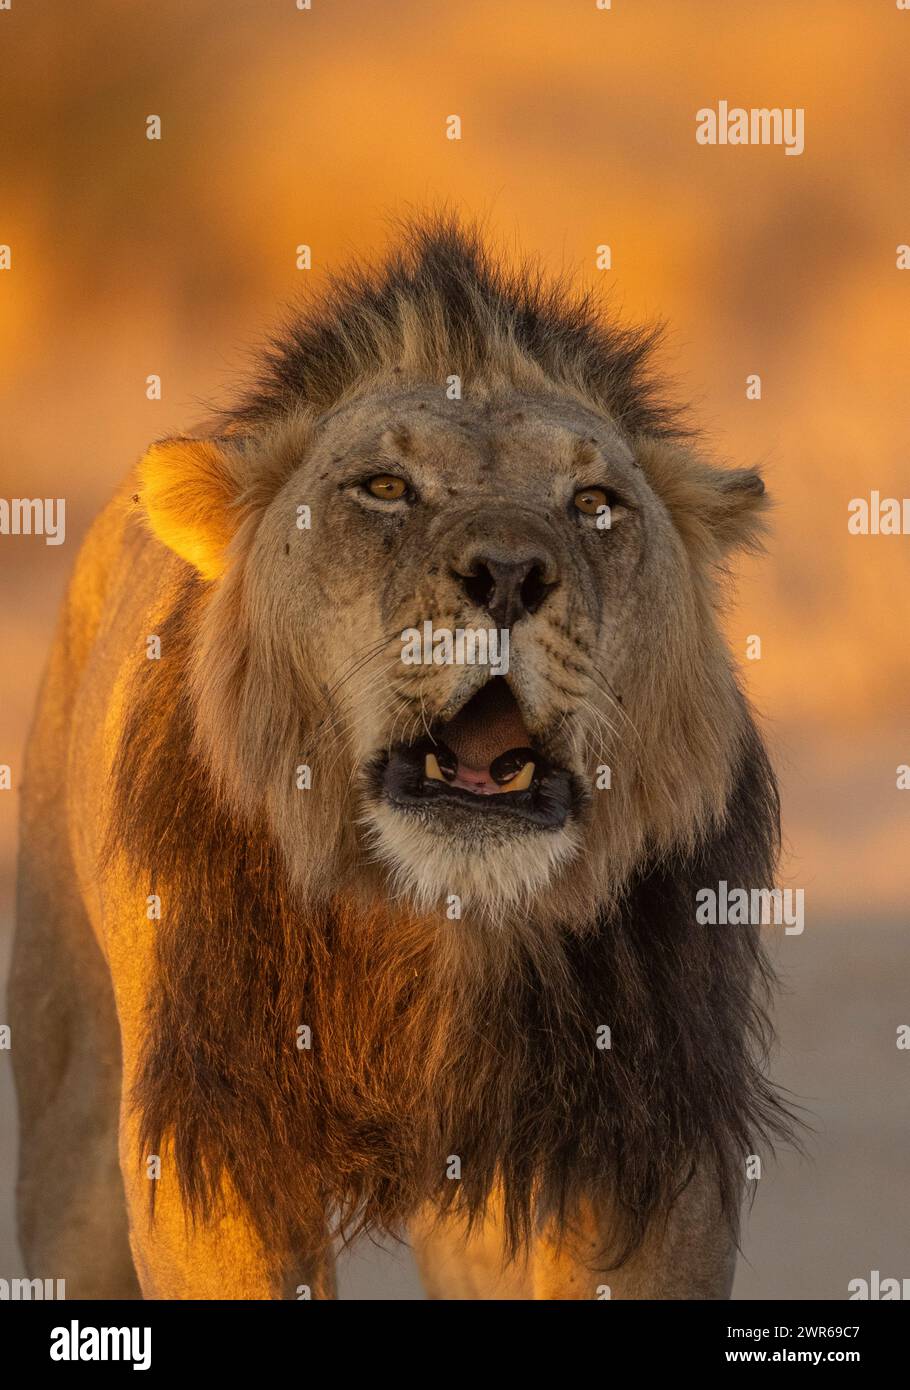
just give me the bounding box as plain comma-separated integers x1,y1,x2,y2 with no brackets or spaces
450,766,499,793
439,680,530,774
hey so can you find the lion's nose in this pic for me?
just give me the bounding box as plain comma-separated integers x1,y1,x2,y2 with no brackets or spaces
454,554,557,628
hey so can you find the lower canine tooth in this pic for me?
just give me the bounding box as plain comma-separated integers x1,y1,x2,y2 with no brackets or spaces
501,760,535,792
425,753,447,782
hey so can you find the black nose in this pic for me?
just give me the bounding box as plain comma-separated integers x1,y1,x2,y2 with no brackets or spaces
456,555,555,628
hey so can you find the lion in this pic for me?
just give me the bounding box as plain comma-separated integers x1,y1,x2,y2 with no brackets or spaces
9,218,791,1300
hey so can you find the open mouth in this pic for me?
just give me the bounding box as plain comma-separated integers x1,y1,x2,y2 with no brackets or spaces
370,677,577,830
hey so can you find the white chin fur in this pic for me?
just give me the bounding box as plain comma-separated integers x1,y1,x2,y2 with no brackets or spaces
360,801,581,918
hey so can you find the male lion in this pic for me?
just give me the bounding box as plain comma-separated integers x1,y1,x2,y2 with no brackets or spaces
11,219,790,1300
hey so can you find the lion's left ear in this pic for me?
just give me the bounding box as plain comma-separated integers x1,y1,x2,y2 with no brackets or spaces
138,437,243,580
638,439,769,559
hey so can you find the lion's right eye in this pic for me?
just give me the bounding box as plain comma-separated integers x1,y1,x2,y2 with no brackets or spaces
574,487,609,515
365,474,410,501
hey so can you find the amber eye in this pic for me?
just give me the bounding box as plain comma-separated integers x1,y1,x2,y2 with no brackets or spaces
573,486,610,516
365,474,409,501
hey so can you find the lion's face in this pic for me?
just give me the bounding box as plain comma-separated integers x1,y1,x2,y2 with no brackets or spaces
189,381,754,922
270,387,655,909
143,381,765,924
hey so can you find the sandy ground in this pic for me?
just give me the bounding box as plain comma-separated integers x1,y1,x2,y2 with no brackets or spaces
1,914,906,1301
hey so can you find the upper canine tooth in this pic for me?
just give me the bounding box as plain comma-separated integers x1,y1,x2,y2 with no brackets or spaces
501,760,535,792
425,753,447,782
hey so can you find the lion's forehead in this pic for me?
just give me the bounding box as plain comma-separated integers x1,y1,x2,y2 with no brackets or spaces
309,388,634,485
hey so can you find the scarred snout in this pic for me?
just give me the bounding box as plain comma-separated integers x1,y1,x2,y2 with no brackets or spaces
447,514,561,629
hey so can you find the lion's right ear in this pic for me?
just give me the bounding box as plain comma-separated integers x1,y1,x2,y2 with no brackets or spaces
138,438,242,580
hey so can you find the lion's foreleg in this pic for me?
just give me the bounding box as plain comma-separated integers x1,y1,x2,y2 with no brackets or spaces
411,1173,737,1301
528,1182,738,1300
117,1090,336,1301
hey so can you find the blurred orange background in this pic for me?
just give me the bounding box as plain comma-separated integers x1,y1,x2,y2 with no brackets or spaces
1,0,908,918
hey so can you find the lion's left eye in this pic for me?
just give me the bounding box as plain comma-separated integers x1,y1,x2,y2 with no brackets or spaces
573,487,610,515
365,474,410,501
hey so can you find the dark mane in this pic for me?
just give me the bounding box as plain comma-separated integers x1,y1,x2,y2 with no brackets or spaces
225,214,688,441
109,582,794,1268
